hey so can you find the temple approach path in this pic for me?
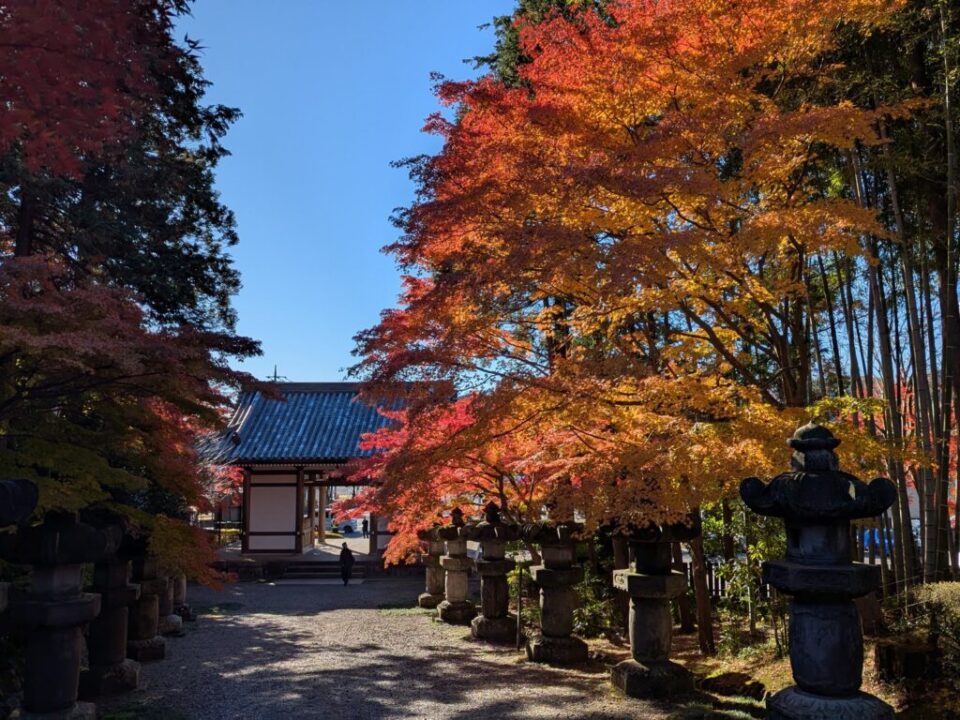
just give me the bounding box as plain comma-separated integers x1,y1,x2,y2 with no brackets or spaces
102,577,673,720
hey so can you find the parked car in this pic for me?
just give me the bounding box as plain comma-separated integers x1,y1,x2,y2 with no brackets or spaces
324,512,366,535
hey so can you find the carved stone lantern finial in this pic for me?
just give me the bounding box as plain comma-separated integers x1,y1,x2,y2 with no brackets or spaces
740,423,896,720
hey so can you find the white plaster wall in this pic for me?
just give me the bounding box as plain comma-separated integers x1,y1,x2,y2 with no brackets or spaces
249,486,295,532
247,535,295,551
376,514,393,550
251,473,296,485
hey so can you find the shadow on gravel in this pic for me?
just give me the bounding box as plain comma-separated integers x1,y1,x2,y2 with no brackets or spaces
192,624,634,719
112,578,668,720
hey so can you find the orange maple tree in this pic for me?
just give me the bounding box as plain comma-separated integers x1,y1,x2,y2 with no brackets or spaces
353,0,906,561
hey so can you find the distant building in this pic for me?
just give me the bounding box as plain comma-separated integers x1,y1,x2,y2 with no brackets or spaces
202,382,395,555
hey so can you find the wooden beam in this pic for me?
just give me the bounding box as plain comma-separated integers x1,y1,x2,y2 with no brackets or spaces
307,484,317,547
241,468,251,553
318,482,327,542
294,466,304,554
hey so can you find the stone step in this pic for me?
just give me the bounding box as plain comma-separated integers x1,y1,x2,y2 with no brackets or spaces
281,568,368,579
282,569,367,578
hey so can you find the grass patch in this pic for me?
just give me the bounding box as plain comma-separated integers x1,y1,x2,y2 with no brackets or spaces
192,601,245,616
667,695,764,720
377,600,433,617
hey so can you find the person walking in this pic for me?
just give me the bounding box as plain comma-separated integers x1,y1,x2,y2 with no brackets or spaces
361,518,369,539
339,542,355,586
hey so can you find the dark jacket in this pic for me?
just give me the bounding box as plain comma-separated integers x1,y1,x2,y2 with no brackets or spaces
339,547,355,568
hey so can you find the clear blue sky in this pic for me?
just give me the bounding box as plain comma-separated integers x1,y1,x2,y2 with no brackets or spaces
178,2,515,381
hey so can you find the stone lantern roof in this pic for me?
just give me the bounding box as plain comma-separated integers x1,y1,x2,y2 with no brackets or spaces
461,502,520,542
521,521,582,546
740,423,896,523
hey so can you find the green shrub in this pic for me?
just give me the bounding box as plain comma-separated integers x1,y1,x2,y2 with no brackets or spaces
508,564,541,631
917,581,960,681
573,562,621,639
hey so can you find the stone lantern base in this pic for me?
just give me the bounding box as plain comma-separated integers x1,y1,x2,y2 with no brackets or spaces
471,614,516,643
768,687,894,719
18,702,98,720
417,592,444,609
437,599,476,624
611,658,693,699
159,613,184,637
79,659,140,698
525,631,588,664
127,635,166,662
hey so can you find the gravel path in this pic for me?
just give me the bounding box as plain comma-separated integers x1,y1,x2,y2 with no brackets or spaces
105,577,672,720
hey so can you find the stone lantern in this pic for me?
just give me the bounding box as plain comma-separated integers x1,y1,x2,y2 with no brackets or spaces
436,508,476,624
416,526,445,609
740,423,897,720
611,518,699,698
121,537,167,662
79,516,142,699
463,502,518,643
524,522,588,664
157,571,184,637
0,512,113,720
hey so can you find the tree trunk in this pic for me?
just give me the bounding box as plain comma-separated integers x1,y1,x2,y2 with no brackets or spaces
720,500,735,561
687,534,715,655
672,541,695,634
868,236,916,588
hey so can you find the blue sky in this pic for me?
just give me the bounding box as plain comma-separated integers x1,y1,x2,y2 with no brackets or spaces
178,2,515,381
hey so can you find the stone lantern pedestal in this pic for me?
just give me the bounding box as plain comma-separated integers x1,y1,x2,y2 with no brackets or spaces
79,532,141,699
525,523,588,664
611,521,698,699
124,547,167,662
741,424,897,720
465,502,518,643
437,510,476,624
416,528,445,609
0,512,114,720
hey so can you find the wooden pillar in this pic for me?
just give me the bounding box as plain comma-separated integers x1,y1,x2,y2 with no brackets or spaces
295,466,304,554
318,483,326,542
307,484,317,547
241,468,251,553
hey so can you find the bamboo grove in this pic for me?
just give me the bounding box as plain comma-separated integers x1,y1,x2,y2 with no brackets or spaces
349,0,960,592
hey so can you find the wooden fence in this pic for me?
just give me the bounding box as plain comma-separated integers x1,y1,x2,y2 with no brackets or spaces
680,561,773,602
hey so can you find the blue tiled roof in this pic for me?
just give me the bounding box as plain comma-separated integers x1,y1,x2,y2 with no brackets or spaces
201,383,395,464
